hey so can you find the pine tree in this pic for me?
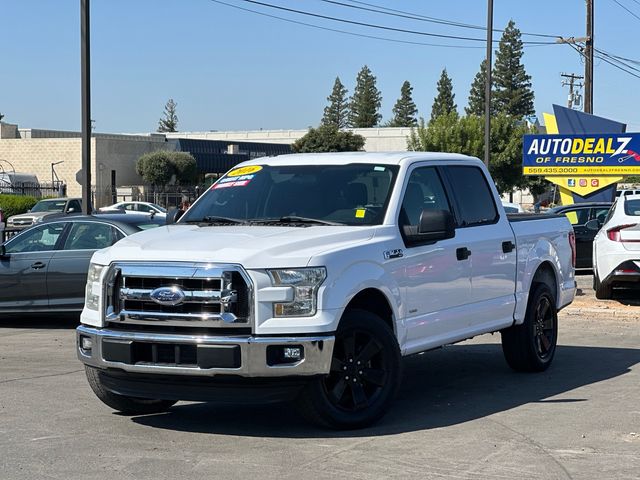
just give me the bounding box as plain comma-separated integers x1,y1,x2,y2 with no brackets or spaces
465,59,488,116
389,81,418,127
430,69,457,122
321,77,350,129
158,98,179,133
349,65,382,128
492,20,535,118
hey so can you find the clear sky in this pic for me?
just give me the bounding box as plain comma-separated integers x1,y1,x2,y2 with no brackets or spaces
2,0,640,133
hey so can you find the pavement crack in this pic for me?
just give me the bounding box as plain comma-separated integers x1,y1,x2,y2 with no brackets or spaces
0,369,83,385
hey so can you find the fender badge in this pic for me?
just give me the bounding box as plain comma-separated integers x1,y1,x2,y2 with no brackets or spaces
384,249,404,260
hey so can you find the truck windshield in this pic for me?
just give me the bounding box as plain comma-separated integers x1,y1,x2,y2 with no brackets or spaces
30,200,66,213
182,163,399,226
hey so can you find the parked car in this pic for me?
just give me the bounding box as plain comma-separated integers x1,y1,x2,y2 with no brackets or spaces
592,194,640,299
501,201,525,213
0,213,164,314
99,201,166,218
615,189,640,197
76,152,575,428
547,202,612,269
6,197,82,230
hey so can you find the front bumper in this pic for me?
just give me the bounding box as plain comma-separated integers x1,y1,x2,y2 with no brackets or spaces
76,325,335,377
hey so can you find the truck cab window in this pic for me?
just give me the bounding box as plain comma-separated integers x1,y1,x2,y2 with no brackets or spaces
445,166,498,226
399,167,451,227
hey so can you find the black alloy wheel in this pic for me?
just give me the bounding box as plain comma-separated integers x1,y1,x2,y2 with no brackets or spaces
532,294,555,360
296,309,401,429
323,328,388,412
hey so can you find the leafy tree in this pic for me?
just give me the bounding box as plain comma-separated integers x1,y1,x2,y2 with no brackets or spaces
465,59,489,116
171,152,198,185
136,151,174,188
388,81,418,127
492,20,535,118
430,69,458,122
349,65,382,128
408,113,531,194
292,125,365,153
321,77,350,129
158,98,179,133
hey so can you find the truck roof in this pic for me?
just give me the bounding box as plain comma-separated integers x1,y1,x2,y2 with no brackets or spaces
239,151,481,167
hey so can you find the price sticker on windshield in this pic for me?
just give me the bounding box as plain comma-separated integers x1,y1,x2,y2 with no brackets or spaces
227,165,263,177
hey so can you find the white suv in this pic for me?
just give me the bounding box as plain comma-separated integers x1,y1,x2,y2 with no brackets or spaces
592,194,640,299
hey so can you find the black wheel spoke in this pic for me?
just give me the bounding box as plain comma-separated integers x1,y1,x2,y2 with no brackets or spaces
350,382,368,409
356,338,381,364
330,357,345,373
360,367,386,387
342,334,356,359
331,378,347,401
539,332,551,351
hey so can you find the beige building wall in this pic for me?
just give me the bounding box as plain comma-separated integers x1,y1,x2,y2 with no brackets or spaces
0,134,170,207
165,127,414,152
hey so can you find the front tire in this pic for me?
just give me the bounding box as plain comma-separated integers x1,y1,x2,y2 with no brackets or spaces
85,366,177,415
296,309,402,429
501,283,558,372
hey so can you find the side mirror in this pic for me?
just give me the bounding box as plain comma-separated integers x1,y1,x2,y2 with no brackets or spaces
0,244,6,257
585,219,600,231
403,209,456,245
166,207,184,225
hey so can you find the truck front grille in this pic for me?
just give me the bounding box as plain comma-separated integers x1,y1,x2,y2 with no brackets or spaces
104,263,252,330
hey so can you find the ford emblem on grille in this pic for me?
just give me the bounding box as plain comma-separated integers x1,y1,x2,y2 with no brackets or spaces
149,286,186,306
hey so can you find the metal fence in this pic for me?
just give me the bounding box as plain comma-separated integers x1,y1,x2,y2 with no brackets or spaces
1,228,21,243
137,185,204,209
0,181,66,198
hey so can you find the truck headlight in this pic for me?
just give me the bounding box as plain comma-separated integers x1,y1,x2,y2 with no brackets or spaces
267,267,326,317
85,263,105,311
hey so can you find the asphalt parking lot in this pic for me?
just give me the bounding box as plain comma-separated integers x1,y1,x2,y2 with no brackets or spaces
1,275,638,480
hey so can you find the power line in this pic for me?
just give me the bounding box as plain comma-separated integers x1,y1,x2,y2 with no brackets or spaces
209,0,485,48
568,42,640,80
320,0,562,39
595,48,640,74
611,0,640,21
237,0,556,45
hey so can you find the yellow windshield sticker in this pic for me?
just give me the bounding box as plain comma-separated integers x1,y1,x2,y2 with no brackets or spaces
227,165,263,177
355,209,366,218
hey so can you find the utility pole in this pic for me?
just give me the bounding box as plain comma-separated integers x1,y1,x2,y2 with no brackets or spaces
584,0,594,113
561,73,584,109
81,0,92,214
484,0,493,168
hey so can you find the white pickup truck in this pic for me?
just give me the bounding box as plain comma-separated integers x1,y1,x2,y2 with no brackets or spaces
77,152,576,429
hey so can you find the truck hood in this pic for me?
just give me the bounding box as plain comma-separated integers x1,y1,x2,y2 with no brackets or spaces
92,224,376,269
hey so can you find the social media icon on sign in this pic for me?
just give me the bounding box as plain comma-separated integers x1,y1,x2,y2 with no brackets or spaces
591,179,599,187
567,178,576,187
579,179,588,187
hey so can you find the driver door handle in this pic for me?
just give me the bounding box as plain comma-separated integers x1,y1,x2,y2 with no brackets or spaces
31,262,46,270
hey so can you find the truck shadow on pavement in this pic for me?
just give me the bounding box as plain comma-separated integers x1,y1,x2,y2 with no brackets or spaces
0,314,80,329
132,342,640,437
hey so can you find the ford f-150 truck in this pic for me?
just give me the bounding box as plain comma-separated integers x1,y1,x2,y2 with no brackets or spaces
77,152,576,429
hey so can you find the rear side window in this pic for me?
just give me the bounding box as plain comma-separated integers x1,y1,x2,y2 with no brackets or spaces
562,208,590,226
445,166,498,226
624,199,640,216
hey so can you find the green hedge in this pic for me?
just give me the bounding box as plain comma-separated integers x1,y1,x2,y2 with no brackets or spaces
0,194,39,218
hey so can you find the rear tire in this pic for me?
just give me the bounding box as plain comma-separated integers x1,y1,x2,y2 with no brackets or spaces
85,366,177,415
296,309,402,429
501,283,558,372
594,273,612,300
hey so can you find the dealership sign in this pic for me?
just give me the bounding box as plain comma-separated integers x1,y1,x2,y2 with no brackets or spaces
523,133,640,175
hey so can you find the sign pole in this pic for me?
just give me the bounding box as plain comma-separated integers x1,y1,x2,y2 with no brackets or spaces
81,0,92,214
484,0,494,168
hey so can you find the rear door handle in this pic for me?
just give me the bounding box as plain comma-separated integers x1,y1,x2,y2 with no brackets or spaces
456,247,471,261
31,262,46,270
502,241,515,253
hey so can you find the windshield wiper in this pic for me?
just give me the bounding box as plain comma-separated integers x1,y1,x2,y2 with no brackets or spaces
251,216,345,226
186,215,247,225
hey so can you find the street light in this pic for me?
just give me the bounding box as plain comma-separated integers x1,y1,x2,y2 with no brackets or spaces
51,160,64,185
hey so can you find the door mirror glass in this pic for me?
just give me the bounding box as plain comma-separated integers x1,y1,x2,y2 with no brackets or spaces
403,209,455,245
166,207,183,225
585,218,600,231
